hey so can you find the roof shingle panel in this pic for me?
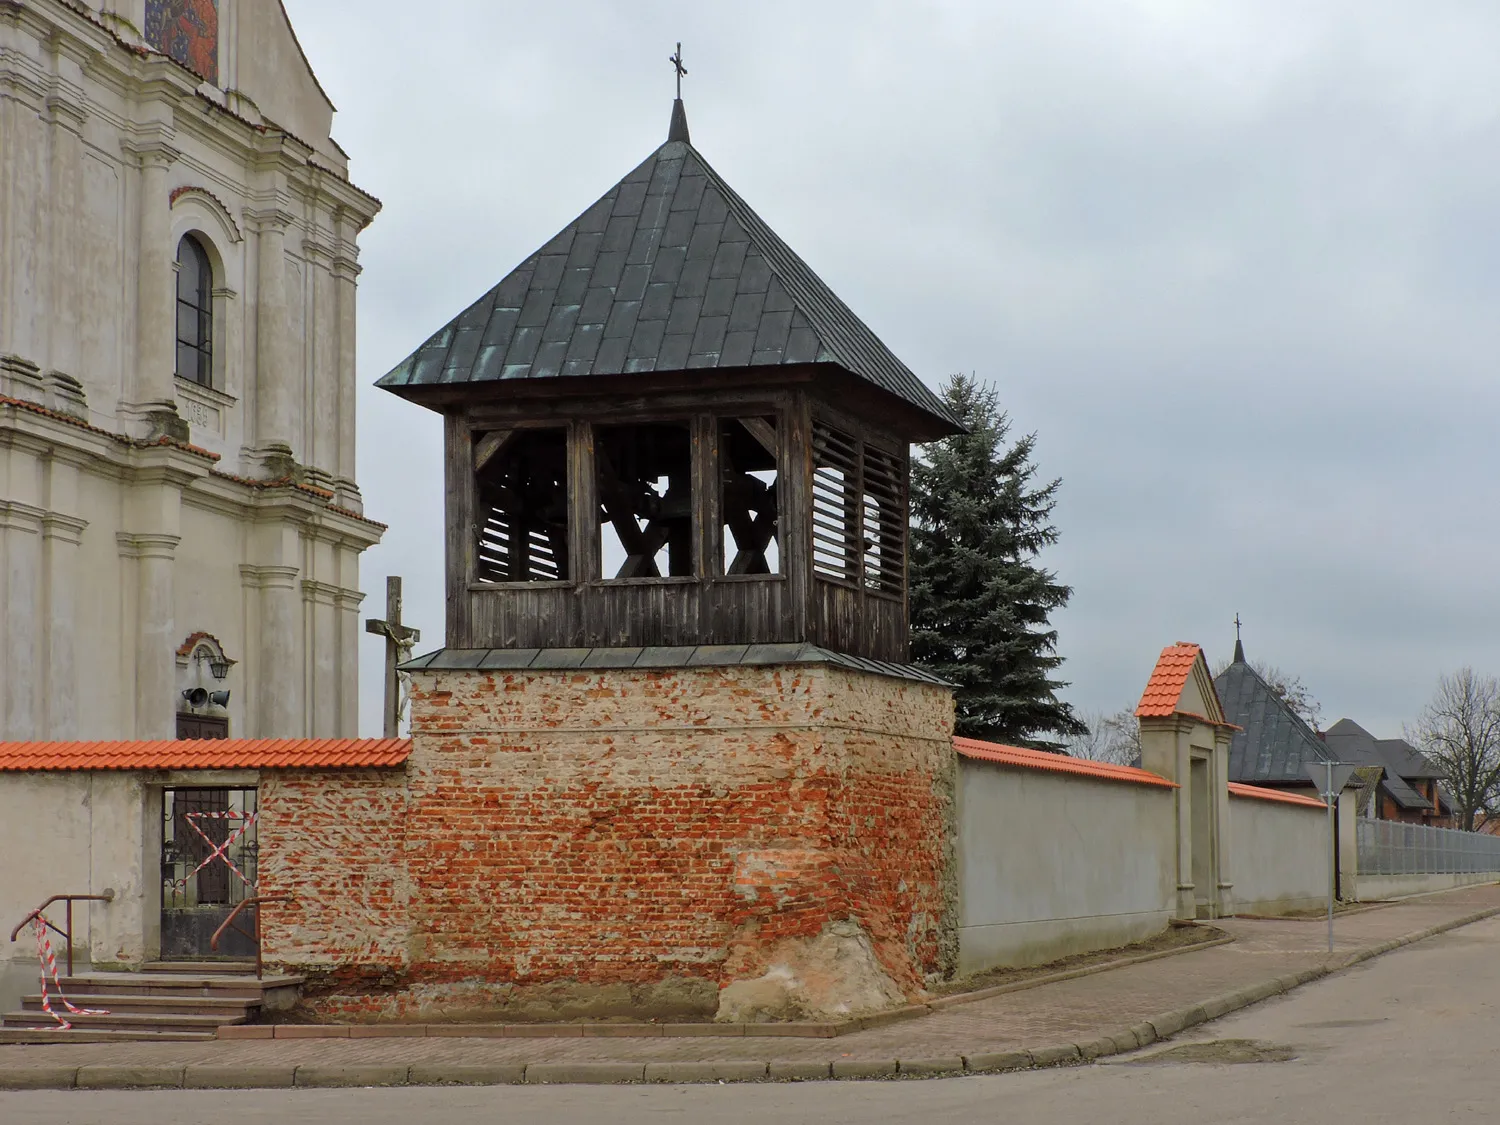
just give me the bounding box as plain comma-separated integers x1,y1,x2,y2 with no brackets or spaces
1213,660,1332,784
377,131,961,431
1136,644,1201,717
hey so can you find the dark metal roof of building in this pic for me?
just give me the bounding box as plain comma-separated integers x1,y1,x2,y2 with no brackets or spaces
1322,719,1447,780
376,101,961,434
1214,658,1334,784
399,642,953,686
1321,718,1448,813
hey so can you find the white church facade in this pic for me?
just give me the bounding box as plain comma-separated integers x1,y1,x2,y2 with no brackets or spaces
0,0,382,740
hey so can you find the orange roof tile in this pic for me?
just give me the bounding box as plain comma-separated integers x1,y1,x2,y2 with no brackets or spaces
0,738,411,772
1136,643,1202,717
954,737,1178,790
1228,782,1327,809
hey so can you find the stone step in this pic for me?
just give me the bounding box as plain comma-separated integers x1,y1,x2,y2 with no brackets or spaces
0,1026,218,1044
19,993,255,1018
57,972,302,998
2,1009,239,1032
142,960,257,974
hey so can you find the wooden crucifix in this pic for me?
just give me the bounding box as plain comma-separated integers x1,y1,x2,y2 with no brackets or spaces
365,575,420,738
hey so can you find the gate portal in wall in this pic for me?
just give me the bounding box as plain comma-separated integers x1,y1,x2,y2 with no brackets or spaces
160,787,259,959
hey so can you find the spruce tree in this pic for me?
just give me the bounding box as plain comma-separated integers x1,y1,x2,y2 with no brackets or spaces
909,374,1085,749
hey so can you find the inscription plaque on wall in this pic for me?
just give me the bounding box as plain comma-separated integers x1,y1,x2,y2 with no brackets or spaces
145,0,219,85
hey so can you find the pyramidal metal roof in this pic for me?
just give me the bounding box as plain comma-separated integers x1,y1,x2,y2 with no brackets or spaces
1214,656,1333,784
377,100,961,433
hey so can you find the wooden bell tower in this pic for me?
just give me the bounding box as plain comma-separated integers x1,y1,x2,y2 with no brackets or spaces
378,98,961,665
371,92,968,1023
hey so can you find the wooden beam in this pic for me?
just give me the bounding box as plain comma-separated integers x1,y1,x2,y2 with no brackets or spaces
473,428,516,473
738,416,778,458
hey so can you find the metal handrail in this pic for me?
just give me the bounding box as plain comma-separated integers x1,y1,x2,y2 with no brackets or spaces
210,894,291,979
8,891,115,976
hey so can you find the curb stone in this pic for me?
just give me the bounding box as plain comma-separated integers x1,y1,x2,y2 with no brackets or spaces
407,1064,526,1085
769,1060,833,1080
644,1061,769,1083
831,1059,897,1079
8,901,1499,1091
295,1065,410,1088
184,1064,296,1089
0,1066,78,1090
1027,1044,1082,1067
896,1056,964,1077
526,1062,646,1084
964,1050,1032,1073
76,1065,184,1089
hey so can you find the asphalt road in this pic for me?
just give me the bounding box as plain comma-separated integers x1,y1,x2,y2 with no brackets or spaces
5,914,1499,1125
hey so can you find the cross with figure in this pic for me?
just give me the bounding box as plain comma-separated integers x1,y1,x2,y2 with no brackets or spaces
669,42,687,98
365,575,420,738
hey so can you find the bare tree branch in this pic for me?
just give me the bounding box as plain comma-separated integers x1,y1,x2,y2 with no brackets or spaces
1066,706,1142,766
1407,667,1500,832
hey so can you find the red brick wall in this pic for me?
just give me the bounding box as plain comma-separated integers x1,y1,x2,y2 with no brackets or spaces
261,665,955,1021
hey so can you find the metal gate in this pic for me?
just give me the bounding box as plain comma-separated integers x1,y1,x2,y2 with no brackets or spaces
160,787,259,960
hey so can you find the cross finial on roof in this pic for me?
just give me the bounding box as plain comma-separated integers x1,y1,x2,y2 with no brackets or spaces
1233,613,1245,664
669,42,687,98
666,43,691,143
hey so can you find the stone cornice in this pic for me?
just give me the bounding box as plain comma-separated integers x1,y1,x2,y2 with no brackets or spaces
334,589,367,611
240,563,300,591
174,469,383,549
44,84,89,132
243,207,297,234
0,499,45,533
117,531,181,560
300,579,345,606
41,512,88,544
120,133,180,169
124,442,213,490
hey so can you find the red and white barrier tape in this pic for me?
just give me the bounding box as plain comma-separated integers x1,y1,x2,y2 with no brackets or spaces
32,917,108,1030
169,810,258,895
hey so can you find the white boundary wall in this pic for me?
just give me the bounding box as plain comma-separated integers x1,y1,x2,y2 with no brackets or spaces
1227,787,1329,915
0,771,160,1014
955,757,1177,974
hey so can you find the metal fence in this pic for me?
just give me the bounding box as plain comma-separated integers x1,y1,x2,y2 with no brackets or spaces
1356,817,1500,876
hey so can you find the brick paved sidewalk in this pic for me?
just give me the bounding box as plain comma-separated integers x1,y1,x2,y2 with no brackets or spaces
3,883,1497,1087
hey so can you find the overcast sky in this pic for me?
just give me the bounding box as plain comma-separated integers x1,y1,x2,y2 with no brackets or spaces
281,0,1500,740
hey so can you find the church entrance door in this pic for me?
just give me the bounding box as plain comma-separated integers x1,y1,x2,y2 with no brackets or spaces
160,787,260,960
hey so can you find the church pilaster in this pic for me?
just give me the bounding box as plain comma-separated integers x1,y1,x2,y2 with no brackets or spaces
332,212,362,506
0,501,45,739
240,563,304,736
247,207,297,470
117,530,182,739
41,505,87,740
123,137,188,442
334,585,365,738
43,46,90,385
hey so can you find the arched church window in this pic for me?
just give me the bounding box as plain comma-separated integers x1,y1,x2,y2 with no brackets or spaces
175,234,214,386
